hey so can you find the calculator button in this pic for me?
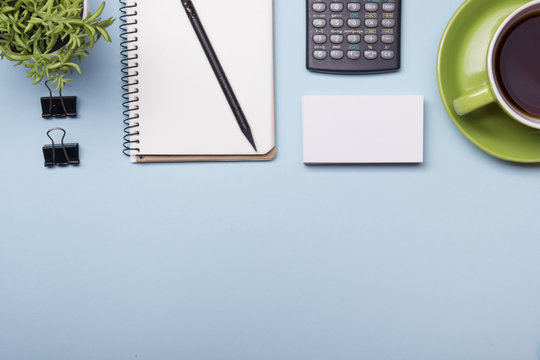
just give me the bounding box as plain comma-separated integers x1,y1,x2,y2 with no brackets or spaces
347,18,361,28
382,19,396,27
347,34,361,43
381,35,395,44
365,3,379,12
364,50,378,59
330,2,344,12
313,34,327,44
365,19,378,28
347,50,361,60
313,50,328,60
330,50,345,59
381,50,395,59
330,18,344,28
364,35,378,44
382,3,396,12
313,19,327,28
312,3,327,12
347,3,361,12
330,34,344,44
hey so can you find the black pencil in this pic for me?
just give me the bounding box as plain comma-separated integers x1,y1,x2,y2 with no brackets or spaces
180,0,257,152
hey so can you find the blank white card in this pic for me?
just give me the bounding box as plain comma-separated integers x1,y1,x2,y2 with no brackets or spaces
302,96,424,164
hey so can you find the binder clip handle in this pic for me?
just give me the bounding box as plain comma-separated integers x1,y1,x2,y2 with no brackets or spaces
47,128,70,166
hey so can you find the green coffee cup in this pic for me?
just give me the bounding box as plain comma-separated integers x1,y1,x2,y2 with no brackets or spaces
453,0,540,130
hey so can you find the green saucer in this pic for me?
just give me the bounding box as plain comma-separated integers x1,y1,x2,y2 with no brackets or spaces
437,0,540,163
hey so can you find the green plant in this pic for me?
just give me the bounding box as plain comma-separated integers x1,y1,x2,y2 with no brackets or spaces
0,0,114,90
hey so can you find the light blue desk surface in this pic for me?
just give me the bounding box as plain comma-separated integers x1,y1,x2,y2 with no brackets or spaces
1,1,540,359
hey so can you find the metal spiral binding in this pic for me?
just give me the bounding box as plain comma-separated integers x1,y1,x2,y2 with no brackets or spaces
120,0,140,156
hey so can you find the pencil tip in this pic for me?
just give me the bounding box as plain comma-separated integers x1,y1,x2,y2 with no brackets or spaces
243,129,257,152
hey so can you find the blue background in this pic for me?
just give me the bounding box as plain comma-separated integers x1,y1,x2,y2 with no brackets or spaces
1,0,540,359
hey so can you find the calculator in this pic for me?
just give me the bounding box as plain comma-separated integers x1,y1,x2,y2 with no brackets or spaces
306,0,401,74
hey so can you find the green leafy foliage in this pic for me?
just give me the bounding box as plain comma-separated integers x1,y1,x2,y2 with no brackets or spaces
0,0,114,90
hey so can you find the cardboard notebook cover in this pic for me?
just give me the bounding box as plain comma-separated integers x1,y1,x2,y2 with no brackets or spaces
133,148,277,163
122,0,276,163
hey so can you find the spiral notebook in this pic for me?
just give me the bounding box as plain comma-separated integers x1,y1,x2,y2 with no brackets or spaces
120,0,276,162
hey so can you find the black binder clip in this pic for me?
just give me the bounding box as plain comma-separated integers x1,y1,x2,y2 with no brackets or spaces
43,128,80,167
41,80,77,118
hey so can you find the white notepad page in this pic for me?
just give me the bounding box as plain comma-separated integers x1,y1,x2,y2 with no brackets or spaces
303,96,424,164
126,0,275,159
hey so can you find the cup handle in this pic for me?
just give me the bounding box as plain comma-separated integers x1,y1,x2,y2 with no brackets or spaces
453,86,496,116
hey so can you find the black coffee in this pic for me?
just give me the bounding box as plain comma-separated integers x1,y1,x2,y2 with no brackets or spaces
495,14,540,118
